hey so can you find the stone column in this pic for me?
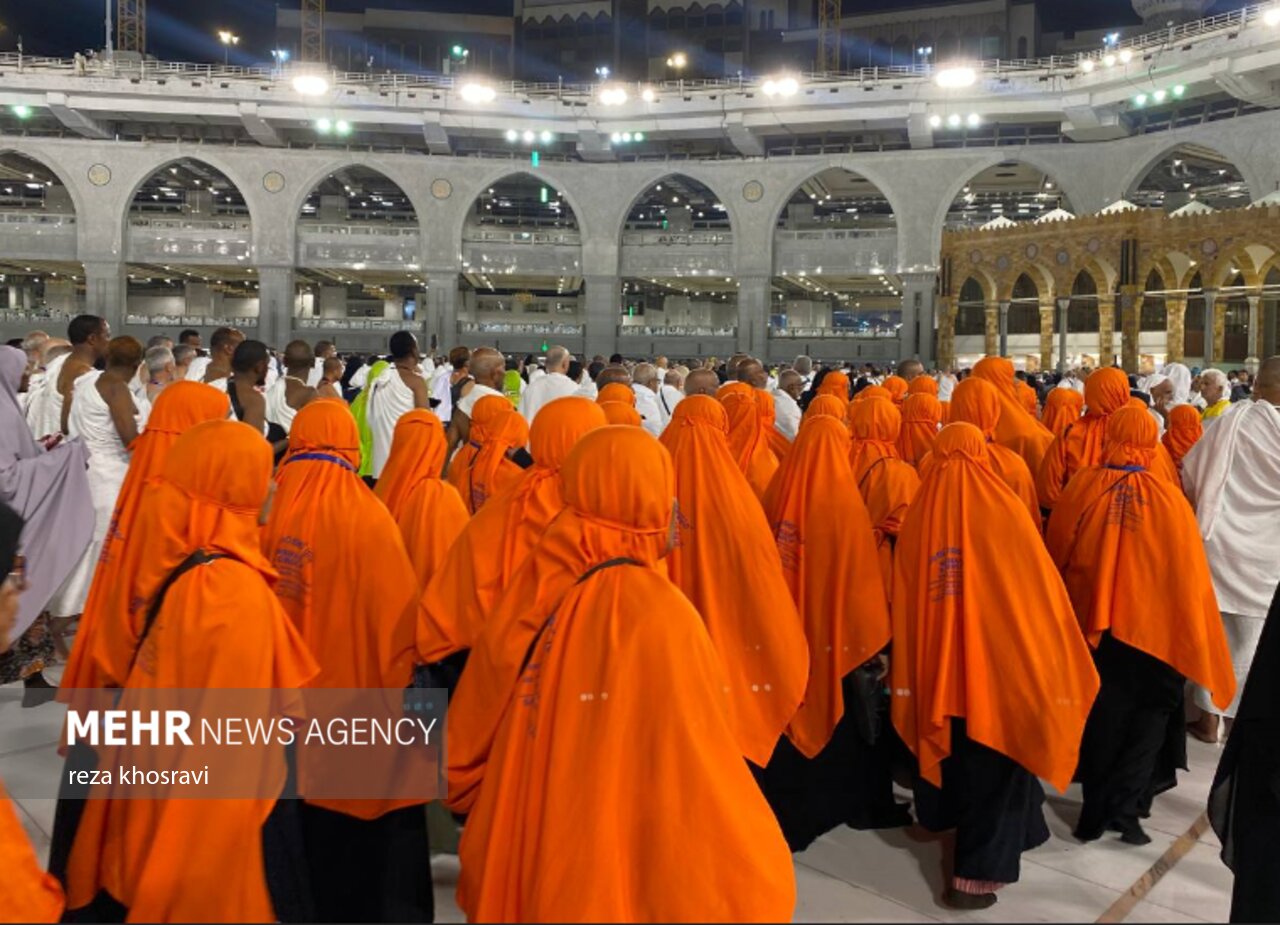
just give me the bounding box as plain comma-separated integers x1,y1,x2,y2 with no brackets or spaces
1165,296,1187,364
1118,287,1141,372
736,274,771,358
1247,294,1263,363
937,296,957,371
1038,298,1055,372
255,265,295,349
1097,293,1116,368
583,274,620,360
897,272,937,364
983,301,999,357
1057,297,1071,373
82,261,128,333
425,273,459,352
998,300,1011,358
1202,288,1219,366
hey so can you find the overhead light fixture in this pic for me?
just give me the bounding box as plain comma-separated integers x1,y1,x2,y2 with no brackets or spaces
539,129,553,143
504,129,518,142
928,114,942,127
1103,53,1117,67
966,112,980,127
292,73,330,96
1153,89,1167,102
1172,84,1186,97
315,117,333,134
598,85,628,105
1118,48,1133,63
1134,93,1148,106
522,130,535,143
334,119,351,136
459,82,496,104
10,104,32,119
1080,59,1095,73
947,113,961,127
761,75,799,97
641,87,656,102
935,66,976,88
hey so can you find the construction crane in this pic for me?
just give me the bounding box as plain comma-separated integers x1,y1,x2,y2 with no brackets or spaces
816,0,840,73
117,0,145,54
301,0,325,64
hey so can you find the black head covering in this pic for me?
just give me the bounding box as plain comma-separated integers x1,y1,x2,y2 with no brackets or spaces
0,501,21,581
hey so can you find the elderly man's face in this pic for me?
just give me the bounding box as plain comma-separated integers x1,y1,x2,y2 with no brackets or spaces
1150,379,1174,409
1202,378,1227,405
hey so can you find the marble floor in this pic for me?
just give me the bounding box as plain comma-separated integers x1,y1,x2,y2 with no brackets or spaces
3,670,1233,923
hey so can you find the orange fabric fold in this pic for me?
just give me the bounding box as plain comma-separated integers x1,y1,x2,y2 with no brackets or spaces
848,396,902,481
883,375,908,406
596,382,636,406
1163,403,1203,472
65,420,319,923
757,388,792,461
806,394,847,420
817,371,850,399
1037,367,1134,510
0,783,63,923
890,422,1099,792
1016,380,1039,416
660,396,809,766
849,397,921,602
374,409,449,518
908,376,947,421
898,393,941,467
936,377,1040,525
763,414,891,758
262,400,422,819
419,397,607,661
854,384,891,403
374,410,467,589
1046,407,1235,708
600,401,642,426
447,395,528,513
446,426,795,922
971,356,1055,476
1041,388,1084,439
63,381,231,692
722,385,780,500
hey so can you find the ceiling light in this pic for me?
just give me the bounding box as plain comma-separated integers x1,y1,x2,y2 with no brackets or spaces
522,130,535,143
315,117,332,134
1134,93,1148,106
1153,89,1167,102
1103,53,1117,67
598,85,628,105
1267,6,1280,25
1118,48,1133,63
504,129,518,142
459,82,496,104
334,119,351,136
762,75,799,97
539,130,553,143
610,132,622,143
10,104,32,120
935,66,976,88
292,73,330,96
928,114,942,127
947,113,961,127
966,112,980,127
1080,59,1095,73
1172,84,1186,97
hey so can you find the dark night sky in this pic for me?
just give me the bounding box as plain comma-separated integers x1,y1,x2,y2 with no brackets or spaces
0,0,1247,63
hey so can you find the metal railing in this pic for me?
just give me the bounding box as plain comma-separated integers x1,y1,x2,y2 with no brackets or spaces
124,313,258,327
621,230,733,246
128,216,251,233
619,324,737,337
459,320,584,335
0,211,76,227
463,228,581,246
295,317,418,331
774,227,896,242
0,1,1270,101
298,222,421,238
769,326,900,339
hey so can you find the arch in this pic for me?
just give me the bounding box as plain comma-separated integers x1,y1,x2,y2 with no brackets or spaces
121,154,257,235
1205,245,1261,290
1121,141,1255,210
296,165,419,225
936,152,1077,234
615,170,739,241
1067,269,1099,333
770,165,897,233
452,167,592,253
0,147,85,222
1007,272,1041,334
1140,267,1167,332
936,32,958,59
955,276,988,336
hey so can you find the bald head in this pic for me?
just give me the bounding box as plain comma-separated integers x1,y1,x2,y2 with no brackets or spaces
545,345,571,374
897,358,924,382
322,357,344,382
664,368,684,388
470,347,505,389
633,362,659,391
284,339,314,374
684,368,720,396
1255,355,1280,404
735,358,767,389
596,364,632,388
777,368,803,400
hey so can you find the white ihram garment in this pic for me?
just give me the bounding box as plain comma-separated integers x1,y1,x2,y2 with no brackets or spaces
368,368,418,478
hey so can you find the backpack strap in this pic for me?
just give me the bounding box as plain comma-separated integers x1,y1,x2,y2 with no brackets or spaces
128,549,227,676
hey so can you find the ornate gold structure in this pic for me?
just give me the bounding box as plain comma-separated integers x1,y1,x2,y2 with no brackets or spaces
938,204,1280,371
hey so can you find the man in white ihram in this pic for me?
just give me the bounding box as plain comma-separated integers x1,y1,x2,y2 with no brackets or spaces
1181,355,1280,743
630,362,665,438
518,345,578,425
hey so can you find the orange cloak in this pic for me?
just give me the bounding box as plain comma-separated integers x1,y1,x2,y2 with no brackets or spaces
447,395,528,513
721,384,779,500
898,393,941,467
446,427,796,922
890,423,1098,792
1163,404,1203,472
0,783,63,923
1046,407,1235,708
848,396,902,481
1041,388,1084,440
763,414,891,758
849,398,921,601
971,357,1055,475
660,396,809,766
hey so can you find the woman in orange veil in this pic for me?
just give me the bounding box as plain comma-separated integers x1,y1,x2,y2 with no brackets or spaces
934,378,1040,525
909,374,949,423
420,396,607,662
898,393,942,467
971,357,1055,475
759,412,909,849
262,399,432,921
883,374,909,407
721,383,779,499
596,382,643,426
1041,387,1084,440
374,410,469,590
1046,406,1234,845
1016,380,1039,416
61,381,230,692
849,398,921,600
446,395,529,513
816,369,850,400
1163,403,1203,473
891,422,1098,908
64,420,319,923
848,395,903,480
445,427,795,922
660,395,808,767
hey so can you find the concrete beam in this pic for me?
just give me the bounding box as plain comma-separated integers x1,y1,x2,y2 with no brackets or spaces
237,102,284,147
906,111,934,149
45,92,111,140
1212,62,1280,108
421,111,451,155
724,113,765,157
1061,105,1132,142
575,124,615,162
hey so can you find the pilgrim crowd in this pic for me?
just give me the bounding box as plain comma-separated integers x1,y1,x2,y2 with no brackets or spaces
1,316,1279,923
